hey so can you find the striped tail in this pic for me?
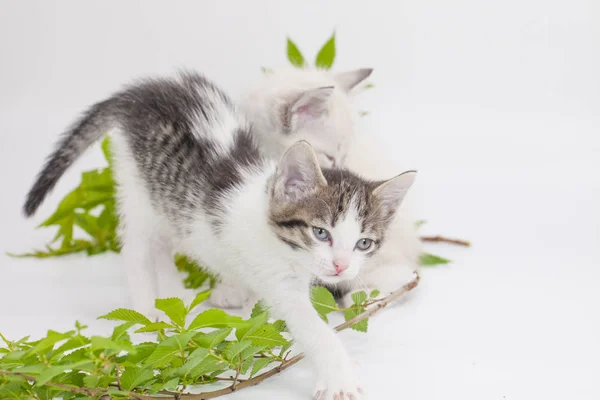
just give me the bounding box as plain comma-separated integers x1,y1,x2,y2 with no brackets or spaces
23,99,115,217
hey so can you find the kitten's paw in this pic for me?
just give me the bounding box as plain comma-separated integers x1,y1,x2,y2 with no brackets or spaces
314,364,365,400
208,282,247,309
313,379,365,400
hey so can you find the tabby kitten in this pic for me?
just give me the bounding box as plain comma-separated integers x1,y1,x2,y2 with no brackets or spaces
209,67,422,309
23,71,416,399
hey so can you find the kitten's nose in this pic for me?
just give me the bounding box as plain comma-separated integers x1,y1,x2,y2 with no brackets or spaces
333,261,349,275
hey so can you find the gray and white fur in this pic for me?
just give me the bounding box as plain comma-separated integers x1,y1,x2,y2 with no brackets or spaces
23,71,416,400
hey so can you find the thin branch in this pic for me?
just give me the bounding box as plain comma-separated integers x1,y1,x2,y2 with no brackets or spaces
179,272,420,399
0,272,420,400
116,364,123,390
0,370,102,397
420,235,470,247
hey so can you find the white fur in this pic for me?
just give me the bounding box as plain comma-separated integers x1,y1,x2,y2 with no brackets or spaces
240,67,359,167
239,67,423,309
114,123,367,398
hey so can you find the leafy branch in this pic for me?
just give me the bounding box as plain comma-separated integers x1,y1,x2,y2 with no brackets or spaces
0,274,419,399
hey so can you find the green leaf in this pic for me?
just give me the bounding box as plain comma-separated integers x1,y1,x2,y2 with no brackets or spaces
311,286,338,322
272,319,287,332
240,356,254,375
144,345,178,368
124,342,157,364
52,336,91,358
175,254,217,290
36,360,93,386
29,330,74,354
251,300,268,319
101,136,114,167
261,67,273,75
286,38,306,67
363,83,375,90
178,348,210,377
188,290,211,312
145,332,196,368
90,336,135,353
224,341,252,363
187,309,247,331
120,366,155,390
155,298,187,327
98,308,152,325
161,331,196,351
420,252,451,266
135,322,174,333
241,325,289,347
370,289,381,298
188,355,224,379
193,328,232,348
235,311,268,342
82,374,113,389
250,357,274,377
0,382,26,399
13,364,47,374
344,309,368,333
111,322,135,342
415,219,426,228
315,32,336,69
351,291,368,305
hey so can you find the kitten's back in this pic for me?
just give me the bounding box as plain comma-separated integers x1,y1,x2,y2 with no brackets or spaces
24,71,262,221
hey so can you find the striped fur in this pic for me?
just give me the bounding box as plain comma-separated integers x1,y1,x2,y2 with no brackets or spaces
23,70,415,399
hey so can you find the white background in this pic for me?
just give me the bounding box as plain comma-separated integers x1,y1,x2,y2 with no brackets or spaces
1,1,599,399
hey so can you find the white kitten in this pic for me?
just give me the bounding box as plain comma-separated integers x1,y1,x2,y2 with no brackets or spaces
209,67,422,309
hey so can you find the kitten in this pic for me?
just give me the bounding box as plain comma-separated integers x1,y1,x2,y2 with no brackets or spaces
23,71,416,399
209,67,422,309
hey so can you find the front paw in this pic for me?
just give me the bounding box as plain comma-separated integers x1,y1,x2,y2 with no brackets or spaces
208,282,247,309
314,367,365,400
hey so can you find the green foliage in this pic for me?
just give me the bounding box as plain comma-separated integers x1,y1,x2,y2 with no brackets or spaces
286,38,306,67
420,253,451,266
0,294,298,399
10,137,119,258
315,32,336,69
311,287,378,332
415,220,453,266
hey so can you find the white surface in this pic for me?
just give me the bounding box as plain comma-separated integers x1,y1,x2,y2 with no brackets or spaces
1,1,599,399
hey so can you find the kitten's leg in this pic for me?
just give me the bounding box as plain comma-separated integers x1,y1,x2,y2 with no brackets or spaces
154,249,198,306
120,222,162,321
261,277,364,399
208,278,249,309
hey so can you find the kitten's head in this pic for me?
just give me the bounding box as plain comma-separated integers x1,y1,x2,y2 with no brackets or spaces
240,67,372,168
268,141,416,284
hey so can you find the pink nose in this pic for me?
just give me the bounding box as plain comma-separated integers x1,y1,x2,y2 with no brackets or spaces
334,261,349,275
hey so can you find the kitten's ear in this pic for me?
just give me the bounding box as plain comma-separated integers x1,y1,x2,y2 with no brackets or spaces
373,170,417,212
272,141,327,202
335,68,373,91
288,86,334,128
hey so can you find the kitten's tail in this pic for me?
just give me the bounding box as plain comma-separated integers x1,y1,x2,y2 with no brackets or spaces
23,99,116,217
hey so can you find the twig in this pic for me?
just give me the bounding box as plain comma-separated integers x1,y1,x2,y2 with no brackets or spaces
116,364,123,390
0,273,420,400
179,272,420,399
420,235,470,247
0,369,156,400
214,377,245,383
231,366,241,391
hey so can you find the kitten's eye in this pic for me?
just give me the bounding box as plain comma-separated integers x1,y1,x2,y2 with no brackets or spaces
355,238,373,251
312,226,331,242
